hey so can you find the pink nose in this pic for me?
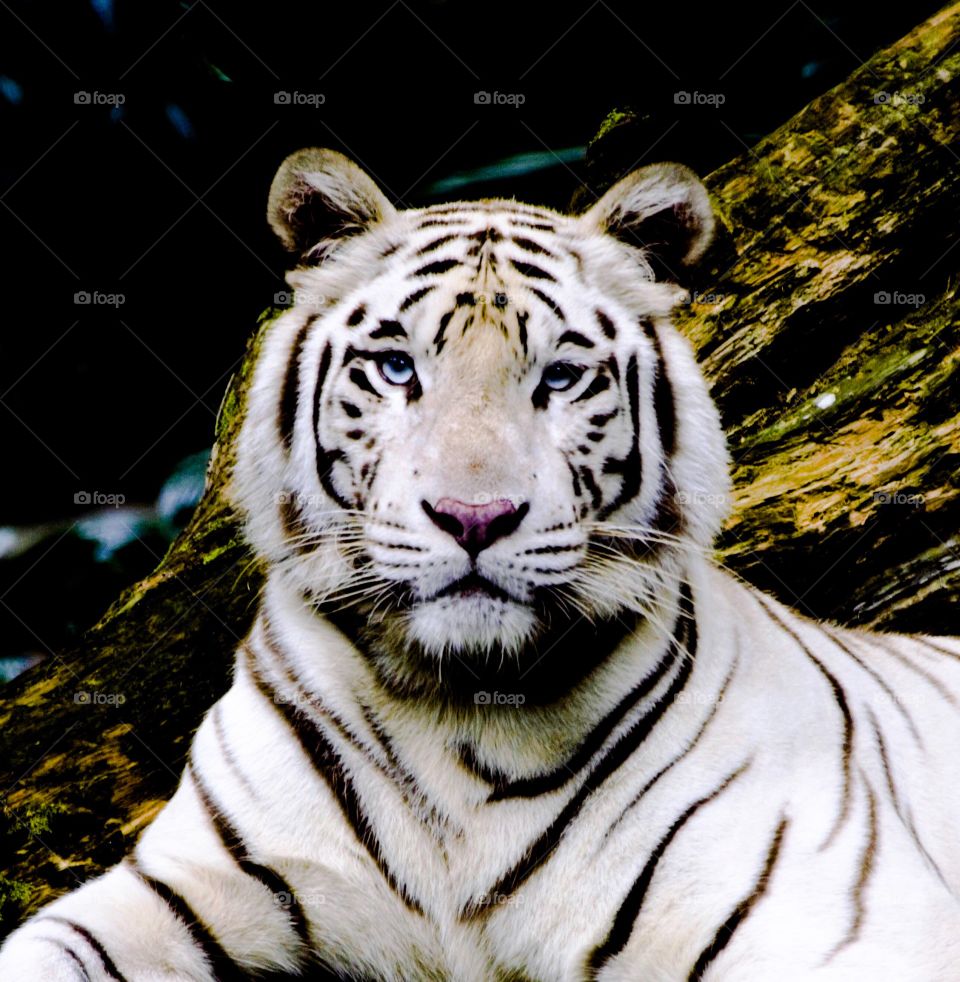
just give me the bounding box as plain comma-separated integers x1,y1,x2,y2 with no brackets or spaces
422,497,529,558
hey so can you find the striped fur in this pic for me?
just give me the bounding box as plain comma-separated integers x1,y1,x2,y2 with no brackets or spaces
2,150,959,981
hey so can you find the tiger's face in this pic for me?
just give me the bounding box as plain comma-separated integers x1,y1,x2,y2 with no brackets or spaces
236,150,729,678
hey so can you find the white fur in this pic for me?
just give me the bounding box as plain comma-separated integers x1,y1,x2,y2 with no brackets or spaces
3,155,959,981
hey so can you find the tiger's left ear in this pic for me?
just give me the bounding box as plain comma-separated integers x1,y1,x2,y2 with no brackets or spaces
580,163,714,278
268,147,396,263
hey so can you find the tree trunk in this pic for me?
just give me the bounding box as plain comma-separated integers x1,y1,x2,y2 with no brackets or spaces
2,2,959,935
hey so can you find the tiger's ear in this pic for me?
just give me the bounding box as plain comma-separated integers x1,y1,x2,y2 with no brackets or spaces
581,163,714,278
267,148,396,262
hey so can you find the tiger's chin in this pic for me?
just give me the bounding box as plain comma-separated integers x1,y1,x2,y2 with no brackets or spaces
405,594,540,661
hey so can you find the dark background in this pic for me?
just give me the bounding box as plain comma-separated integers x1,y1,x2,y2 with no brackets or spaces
0,0,944,672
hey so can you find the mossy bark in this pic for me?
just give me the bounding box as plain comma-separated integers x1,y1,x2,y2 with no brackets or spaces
2,3,960,938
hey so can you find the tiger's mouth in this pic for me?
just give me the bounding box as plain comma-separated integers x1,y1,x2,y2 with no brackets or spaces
431,572,518,605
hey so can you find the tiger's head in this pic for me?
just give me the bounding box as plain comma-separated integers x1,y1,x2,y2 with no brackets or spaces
234,149,729,692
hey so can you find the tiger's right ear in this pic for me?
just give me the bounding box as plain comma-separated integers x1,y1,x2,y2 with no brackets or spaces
267,148,396,263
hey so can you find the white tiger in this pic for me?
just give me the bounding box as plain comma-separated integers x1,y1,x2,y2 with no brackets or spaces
2,148,959,982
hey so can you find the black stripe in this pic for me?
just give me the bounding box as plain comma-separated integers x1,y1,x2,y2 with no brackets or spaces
867,711,946,886
510,220,555,231
278,492,312,552
572,373,611,403
245,646,423,914
36,938,90,979
399,286,435,311
521,543,579,555
517,311,529,356
512,236,557,258
340,400,362,418
131,864,250,981
757,596,853,848
349,366,381,397
416,234,458,255
347,304,366,326
465,592,697,914
580,465,603,509
510,259,556,282
530,288,565,322
434,309,454,354
687,818,787,980
825,628,920,741
370,319,407,340
467,226,503,244
642,321,677,456
912,636,960,661
606,654,739,841
188,762,312,951
417,218,465,229
278,320,313,451
824,779,878,961
412,259,460,276
595,310,617,339
212,704,261,802
40,917,128,982
558,330,595,349
587,764,750,975
488,590,690,801
313,343,352,510
597,355,640,518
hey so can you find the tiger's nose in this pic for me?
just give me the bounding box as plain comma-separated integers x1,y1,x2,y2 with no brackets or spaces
421,498,529,558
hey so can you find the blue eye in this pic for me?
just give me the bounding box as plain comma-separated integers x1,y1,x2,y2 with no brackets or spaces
378,351,416,386
542,362,584,392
